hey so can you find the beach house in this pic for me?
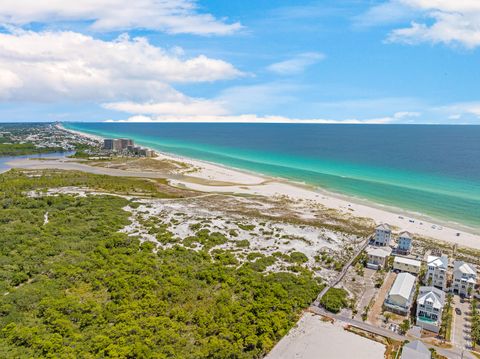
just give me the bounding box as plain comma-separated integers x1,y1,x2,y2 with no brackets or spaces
393,256,422,275
366,246,392,270
397,231,413,254
416,286,445,333
452,260,477,297
425,255,448,291
373,223,392,247
400,340,431,359
383,272,416,315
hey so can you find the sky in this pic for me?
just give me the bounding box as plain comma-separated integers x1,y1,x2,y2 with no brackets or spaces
0,0,480,124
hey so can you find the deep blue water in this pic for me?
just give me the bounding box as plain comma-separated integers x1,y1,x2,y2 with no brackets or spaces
64,123,480,228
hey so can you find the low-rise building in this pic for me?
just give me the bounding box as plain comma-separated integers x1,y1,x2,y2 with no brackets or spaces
400,340,431,359
416,286,445,333
374,223,392,247
452,260,477,297
393,256,422,275
383,272,416,315
366,246,392,270
397,231,413,254
425,255,448,291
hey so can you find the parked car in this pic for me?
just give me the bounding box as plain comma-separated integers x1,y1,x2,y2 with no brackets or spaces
455,308,462,315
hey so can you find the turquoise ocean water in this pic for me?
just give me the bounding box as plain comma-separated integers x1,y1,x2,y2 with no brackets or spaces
64,123,480,229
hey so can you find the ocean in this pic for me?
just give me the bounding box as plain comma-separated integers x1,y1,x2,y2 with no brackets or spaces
63,123,480,229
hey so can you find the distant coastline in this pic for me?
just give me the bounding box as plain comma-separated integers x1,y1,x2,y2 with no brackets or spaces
62,122,480,231
55,122,480,250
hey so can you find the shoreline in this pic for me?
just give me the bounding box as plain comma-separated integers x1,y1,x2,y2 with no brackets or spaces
55,123,480,248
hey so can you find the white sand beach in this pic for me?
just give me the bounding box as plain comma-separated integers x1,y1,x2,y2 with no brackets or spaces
157,150,480,249
17,125,480,250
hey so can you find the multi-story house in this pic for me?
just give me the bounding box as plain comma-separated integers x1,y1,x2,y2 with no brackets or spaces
393,256,421,275
374,223,392,247
383,272,416,315
366,246,392,270
452,260,477,297
425,255,448,291
397,231,413,254
416,286,445,333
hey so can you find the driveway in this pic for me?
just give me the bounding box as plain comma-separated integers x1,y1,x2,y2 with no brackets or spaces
354,268,378,321
452,296,473,350
367,271,396,325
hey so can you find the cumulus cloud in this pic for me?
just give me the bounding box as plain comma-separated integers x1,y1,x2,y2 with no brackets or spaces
103,99,228,116
0,0,241,35
362,0,480,48
0,29,242,102
267,52,325,75
437,101,480,118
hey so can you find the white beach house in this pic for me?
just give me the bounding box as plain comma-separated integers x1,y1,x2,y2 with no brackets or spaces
373,223,392,247
452,260,477,297
366,246,392,270
425,255,448,291
397,231,413,254
393,256,422,275
383,272,416,315
416,286,445,333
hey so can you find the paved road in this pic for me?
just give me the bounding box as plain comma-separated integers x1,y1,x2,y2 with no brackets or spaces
309,306,475,359
452,296,473,351
313,236,370,306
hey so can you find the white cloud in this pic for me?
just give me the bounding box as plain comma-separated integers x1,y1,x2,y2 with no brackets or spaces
363,0,480,48
437,101,480,117
103,112,399,124
103,99,228,116
354,1,416,28
393,111,421,119
267,52,325,75
0,29,242,102
0,0,241,35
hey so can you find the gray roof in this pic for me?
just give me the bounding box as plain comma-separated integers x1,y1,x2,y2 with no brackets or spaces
399,231,413,240
401,340,431,359
389,273,416,300
418,286,445,309
454,260,476,276
376,223,391,231
394,256,421,267
366,246,392,258
427,255,448,269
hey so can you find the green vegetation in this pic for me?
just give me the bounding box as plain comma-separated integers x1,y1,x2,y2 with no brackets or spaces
237,223,256,231
439,294,453,340
472,298,480,347
68,143,99,159
288,252,308,264
0,169,320,358
273,251,308,265
315,250,344,271
0,143,63,156
0,169,175,199
235,239,250,248
320,288,349,313
399,319,410,334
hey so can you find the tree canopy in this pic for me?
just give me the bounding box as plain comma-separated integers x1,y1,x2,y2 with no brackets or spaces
0,170,320,358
